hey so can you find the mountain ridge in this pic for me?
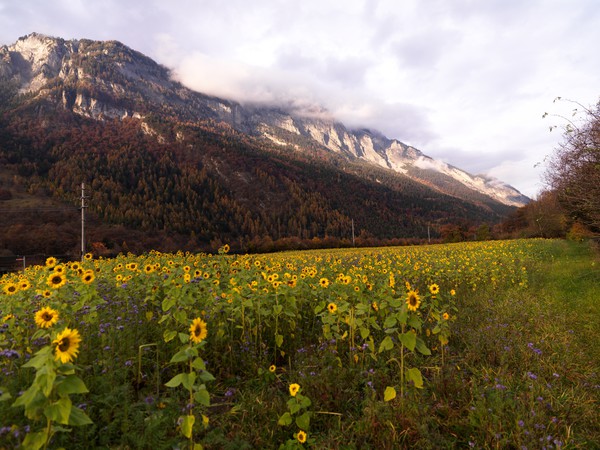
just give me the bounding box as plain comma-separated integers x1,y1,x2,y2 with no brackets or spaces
1,32,528,207
0,32,524,254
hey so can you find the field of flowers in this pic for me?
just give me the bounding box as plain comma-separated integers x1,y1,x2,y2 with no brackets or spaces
0,239,597,449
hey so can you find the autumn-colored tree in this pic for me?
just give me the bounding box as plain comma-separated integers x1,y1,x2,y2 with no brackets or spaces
545,98,600,235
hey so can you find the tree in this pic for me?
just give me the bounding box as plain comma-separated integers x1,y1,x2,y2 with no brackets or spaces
544,98,600,235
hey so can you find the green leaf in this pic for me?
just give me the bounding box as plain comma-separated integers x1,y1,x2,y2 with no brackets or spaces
273,304,283,315
173,311,187,326
170,349,189,363
191,357,206,371
21,431,47,450
407,315,422,329
384,386,397,402
34,366,56,398
275,334,284,347
181,372,196,391
399,332,416,351
31,328,50,341
69,405,93,426
406,367,424,389
56,375,89,396
383,315,397,329
170,347,197,363
198,370,215,383
22,346,53,369
162,297,176,312
397,309,408,326
298,394,312,409
194,387,210,406
181,414,195,439
178,332,190,344
278,412,293,426
415,337,431,356
12,384,42,410
45,396,72,425
163,329,177,343
287,397,302,414
378,335,394,353
165,373,184,388
359,326,370,340
296,411,311,430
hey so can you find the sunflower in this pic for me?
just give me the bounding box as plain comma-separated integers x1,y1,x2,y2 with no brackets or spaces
442,312,450,320
84,252,93,260
45,256,57,268
53,264,66,274
53,327,82,363
189,317,208,344
327,302,338,314
19,279,31,291
3,282,19,295
81,270,95,284
289,383,300,397
34,306,59,329
47,272,67,289
406,290,421,312
371,301,379,312
269,364,277,373
429,284,440,295
144,264,155,274
319,278,330,288
297,430,307,444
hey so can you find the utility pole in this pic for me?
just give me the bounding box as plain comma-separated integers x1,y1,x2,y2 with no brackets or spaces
80,182,87,261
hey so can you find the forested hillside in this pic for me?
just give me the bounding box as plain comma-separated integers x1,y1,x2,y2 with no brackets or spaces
0,100,512,256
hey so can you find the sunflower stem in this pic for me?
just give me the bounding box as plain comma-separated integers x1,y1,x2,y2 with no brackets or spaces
400,325,405,399
43,418,53,450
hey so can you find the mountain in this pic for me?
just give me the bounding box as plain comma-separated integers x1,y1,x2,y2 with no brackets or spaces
0,33,527,254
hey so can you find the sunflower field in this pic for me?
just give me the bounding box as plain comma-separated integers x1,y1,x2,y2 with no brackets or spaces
0,239,598,449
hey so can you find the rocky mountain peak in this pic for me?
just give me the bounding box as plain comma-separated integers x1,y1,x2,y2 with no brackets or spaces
0,33,529,207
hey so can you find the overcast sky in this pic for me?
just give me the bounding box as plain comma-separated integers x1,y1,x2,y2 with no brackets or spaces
1,0,598,198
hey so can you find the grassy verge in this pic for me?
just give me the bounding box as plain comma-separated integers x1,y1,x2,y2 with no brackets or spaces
446,240,600,449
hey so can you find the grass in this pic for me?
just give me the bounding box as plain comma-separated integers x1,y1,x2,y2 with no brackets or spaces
0,239,598,449
445,240,600,449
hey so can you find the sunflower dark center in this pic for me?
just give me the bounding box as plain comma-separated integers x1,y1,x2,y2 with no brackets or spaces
58,337,70,352
42,312,53,321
